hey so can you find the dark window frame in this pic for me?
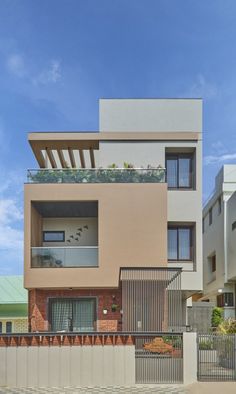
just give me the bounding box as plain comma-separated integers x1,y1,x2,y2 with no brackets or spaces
0,321,2,333
168,225,194,262
43,231,65,243
211,254,216,273
6,321,12,333
209,208,212,226
166,153,194,190
217,293,234,307
218,197,222,215
48,297,97,332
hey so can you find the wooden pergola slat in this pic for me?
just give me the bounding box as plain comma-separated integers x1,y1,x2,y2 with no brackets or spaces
57,149,67,168
79,149,86,168
68,148,76,168
46,148,57,168
89,148,95,168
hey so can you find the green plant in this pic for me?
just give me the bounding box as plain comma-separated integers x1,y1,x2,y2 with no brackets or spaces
199,339,213,350
211,307,223,328
217,318,236,334
111,303,119,312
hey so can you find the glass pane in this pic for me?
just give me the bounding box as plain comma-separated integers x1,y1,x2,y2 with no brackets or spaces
6,322,12,333
168,229,178,260
179,158,191,187
179,229,191,260
73,299,95,331
44,232,64,242
51,300,72,331
167,159,178,188
0,322,2,333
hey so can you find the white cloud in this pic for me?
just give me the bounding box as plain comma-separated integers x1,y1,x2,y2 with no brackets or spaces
211,140,227,155
6,54,26,77
183,74,218,100
204,152,236,165
0,199,23,225
33,60,62,85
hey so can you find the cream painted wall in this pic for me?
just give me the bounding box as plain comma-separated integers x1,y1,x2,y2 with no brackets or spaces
99,99,202,132
0,318,28,333
42,218,98,247
227,192,236,281
203,166,236,313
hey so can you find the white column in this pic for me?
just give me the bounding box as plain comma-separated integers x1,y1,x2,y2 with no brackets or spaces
183,332,197,385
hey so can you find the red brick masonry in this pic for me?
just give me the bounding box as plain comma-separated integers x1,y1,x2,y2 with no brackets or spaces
0,333,134,347
29,288,122,332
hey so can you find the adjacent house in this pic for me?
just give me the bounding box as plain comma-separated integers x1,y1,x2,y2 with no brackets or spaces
202,165,236,318
25,98,202,332
0,276,28,333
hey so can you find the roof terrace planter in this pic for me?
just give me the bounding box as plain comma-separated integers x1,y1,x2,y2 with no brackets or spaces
27,168,166,184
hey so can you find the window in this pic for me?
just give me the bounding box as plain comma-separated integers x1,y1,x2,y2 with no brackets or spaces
202,218,205,234
49,298,96,332
210,254,216,272
166,153,194,189
43,231,65,242
168,226,193,261
232,221,236,231
0,322,2,333
6,321,12,333
209,208,212,226
217,293,234,307
218,197,222,215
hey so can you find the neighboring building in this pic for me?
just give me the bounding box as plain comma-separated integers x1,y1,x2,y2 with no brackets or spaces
202,165,236,318
25,98,202,332
0,276,28,333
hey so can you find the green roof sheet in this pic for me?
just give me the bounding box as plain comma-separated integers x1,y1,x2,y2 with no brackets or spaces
0,276,27,304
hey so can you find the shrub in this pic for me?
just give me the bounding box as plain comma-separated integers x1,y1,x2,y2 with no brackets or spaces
217,318,236,334
211,307,223,328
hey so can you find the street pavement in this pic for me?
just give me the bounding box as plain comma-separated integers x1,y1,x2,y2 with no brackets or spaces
0,385,187,393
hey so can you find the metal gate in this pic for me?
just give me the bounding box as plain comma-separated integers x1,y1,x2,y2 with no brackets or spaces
198,334,236,381
135,333,183,384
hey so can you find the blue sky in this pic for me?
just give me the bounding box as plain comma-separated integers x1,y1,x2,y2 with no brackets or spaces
0,0,236,274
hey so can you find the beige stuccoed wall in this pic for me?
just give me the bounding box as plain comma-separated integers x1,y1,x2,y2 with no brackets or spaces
0,345,135,387
99,139,202,293
25,183,167,289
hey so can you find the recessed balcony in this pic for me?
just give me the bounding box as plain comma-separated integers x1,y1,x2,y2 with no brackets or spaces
30,201,98,269
27,168,165,184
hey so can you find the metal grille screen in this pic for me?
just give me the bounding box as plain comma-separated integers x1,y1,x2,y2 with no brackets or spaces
121,268,182,332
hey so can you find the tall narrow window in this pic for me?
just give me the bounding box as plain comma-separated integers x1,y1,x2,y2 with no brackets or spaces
218,197,222,215
168,226,193,261
209,208,212,226
211,254,216,272
6,321,12,333
166,153,194,189
0,322,2,333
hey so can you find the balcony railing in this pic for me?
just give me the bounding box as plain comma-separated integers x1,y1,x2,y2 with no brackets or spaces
31,246,98,268
27,168,166,184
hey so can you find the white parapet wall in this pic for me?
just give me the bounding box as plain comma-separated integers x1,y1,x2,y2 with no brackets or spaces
183,332,197,385
0,345,135,388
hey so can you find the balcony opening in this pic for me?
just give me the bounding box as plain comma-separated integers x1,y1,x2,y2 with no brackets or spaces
31,201,98,268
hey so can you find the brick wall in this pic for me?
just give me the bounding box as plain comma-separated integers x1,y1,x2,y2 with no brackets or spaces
29,288,122,332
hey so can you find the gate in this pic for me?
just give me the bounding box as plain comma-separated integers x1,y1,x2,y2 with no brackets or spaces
198,334,236,381
135,333,183,384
